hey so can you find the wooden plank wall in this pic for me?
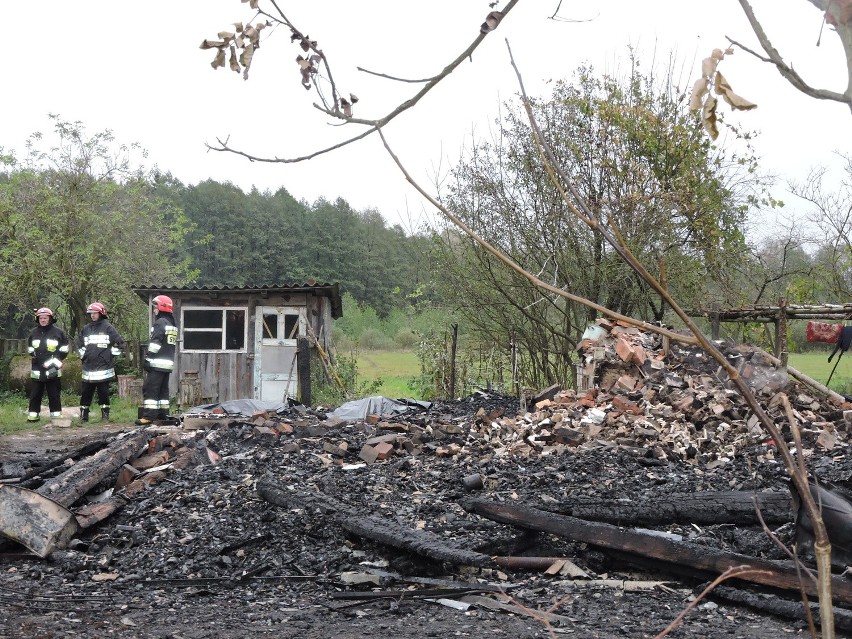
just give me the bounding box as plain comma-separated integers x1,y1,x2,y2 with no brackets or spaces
177,352,253,403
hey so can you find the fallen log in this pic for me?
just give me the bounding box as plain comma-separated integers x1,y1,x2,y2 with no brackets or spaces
19,439,111,484
38,430,150,507
556,491,792,526
256,477,494,567
711,585,852,633
0,485,78,557
462,497,852,604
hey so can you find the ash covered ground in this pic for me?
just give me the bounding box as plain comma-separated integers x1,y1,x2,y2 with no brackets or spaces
2,331,852,638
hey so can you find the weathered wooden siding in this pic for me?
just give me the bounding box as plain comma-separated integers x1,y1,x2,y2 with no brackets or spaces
163,291,331,403
176,352,254,403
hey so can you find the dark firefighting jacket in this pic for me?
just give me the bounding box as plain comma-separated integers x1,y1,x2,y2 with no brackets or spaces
146,313,178,372
28,324,70,381
77,318,125,382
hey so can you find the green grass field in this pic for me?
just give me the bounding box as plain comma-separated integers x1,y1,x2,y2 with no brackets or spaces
788,350,852,394
356,349,419,398
352,349,852,399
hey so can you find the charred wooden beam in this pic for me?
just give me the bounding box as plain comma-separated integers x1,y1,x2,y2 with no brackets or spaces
462,497,852,604
555,491,793,526
711,585,852,632
38,430,150,507
256,477,495,568
19,439,110,484
74,496,128,530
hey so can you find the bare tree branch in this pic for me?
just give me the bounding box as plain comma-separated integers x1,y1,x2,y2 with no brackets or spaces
733,0,852,112
206,0,522,161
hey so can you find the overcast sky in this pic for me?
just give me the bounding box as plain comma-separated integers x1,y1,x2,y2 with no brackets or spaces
1,1,849,234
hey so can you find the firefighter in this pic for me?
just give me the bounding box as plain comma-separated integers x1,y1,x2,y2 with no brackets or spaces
77,301,125,422
136,295,178,425
26,308,70,422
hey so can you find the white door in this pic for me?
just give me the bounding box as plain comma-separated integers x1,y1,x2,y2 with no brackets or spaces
254,306,306,401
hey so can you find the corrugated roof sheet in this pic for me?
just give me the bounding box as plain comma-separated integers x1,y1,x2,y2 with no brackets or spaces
132,283,343,318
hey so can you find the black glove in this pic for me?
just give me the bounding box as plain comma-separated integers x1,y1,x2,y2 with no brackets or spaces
143,361,151,373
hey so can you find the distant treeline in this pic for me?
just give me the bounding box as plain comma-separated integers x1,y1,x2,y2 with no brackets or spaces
160,176,434,318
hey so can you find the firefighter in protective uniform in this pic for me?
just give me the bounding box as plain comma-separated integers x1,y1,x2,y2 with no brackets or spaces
136,295,178,425
27,308,70,422
77,301,125,422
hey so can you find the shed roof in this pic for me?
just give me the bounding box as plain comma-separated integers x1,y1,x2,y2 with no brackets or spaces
132,283,343,318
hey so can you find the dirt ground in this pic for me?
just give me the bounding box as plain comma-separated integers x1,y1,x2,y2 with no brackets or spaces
0,390,850,639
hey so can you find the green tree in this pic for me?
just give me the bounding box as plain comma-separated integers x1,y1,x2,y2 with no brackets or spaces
0,116,194,337
431,61,766,387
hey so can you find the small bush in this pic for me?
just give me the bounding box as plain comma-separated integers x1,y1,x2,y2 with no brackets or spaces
310,349,383,407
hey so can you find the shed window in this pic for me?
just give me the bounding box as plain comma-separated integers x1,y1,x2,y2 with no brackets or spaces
182,308,246,352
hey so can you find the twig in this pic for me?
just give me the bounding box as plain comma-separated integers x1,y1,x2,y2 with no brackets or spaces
654,566,773,638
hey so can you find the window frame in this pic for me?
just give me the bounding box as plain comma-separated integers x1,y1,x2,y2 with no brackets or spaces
180,306,248,353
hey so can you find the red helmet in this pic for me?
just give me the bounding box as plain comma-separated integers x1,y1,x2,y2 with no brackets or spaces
86,302,107,316
35,307,54,319
153,295,173,313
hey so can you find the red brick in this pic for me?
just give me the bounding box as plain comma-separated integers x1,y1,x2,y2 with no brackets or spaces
374,442,394,460
358,444,379,464
615,336,635,362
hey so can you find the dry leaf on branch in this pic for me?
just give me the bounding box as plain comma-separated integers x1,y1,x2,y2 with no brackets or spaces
714,72,757,111
211,48,226,70
689,77,709,112
241,0,260,9
340,97,353,117
229,45,240,73
701,95,719,140
199,39,226,50
239,43,255,69
689,46,756,136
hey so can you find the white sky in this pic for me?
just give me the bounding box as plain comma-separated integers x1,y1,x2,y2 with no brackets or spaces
0,1,849,234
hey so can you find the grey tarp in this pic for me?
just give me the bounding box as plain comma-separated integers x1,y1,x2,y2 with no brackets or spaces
184,398,291,418
328,396,431,421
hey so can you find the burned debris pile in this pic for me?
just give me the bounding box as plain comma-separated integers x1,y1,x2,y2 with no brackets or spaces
2,319,852,638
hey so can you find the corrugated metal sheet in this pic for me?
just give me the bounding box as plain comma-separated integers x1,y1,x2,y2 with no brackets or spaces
132,283,342,318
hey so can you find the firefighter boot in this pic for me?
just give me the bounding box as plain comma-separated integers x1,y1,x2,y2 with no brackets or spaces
101,406,111,422
135,407,153,426
80,406,90,422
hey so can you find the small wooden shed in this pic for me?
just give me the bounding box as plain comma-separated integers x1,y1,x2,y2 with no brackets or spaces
133,283,342,404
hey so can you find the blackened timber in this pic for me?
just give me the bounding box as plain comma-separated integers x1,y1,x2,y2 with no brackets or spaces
711,585,852,632
74,495,128,529
343,515,494,567
256,477,494,568
556,491,792,526
19,439,110,483
37,431,150,507
462,497,852,604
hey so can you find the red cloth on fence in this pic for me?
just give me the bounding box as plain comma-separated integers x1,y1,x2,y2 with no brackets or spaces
806,321,842,344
